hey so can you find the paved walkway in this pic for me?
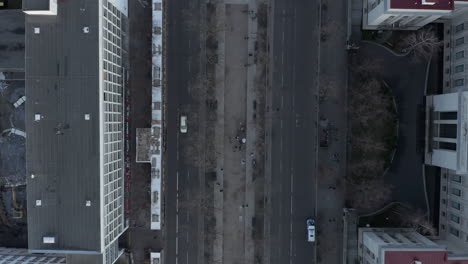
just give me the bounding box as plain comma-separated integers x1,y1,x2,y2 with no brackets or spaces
316,0,348,263
354,41,428,211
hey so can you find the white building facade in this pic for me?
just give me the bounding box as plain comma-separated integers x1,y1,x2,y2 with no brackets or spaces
358,228,445,264
364,0,468,30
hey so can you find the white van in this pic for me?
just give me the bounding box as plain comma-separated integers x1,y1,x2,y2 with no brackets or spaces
307,218,315,242
180,115,187,133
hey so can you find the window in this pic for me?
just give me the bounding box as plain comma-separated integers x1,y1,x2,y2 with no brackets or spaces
455,79,465,87
451,174,462,183
441,224,446,230
455,37,465,46
451,188,462,197
455,65,465,73
443,186,447,191
450,214,460,224
442,211,446,217
449,226,460,237
442,198,447,205
451,200,461,210
456,51,465,59
455,23,465,33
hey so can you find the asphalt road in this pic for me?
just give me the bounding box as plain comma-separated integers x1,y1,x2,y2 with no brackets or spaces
165,0,203,264
268,0,320,263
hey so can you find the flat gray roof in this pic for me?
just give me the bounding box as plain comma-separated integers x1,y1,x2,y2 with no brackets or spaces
25,0,102,252
66,254,103,264
0,10,25,71
22,0,50,11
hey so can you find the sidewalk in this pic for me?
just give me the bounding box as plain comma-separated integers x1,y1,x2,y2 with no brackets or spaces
316,0,348,262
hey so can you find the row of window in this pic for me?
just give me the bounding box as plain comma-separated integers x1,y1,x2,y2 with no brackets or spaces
104,92,121,104
104,101,123,113
104,132,122,144
442,185,463,197
104,113,122,123
455,23,465,34
104,123,122,133
441,210,462,224
104,181,123,198
104,169,121,184
441,198,462,210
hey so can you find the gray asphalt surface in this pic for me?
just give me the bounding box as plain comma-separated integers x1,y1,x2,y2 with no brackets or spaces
165,0,203,264
267,0,320,263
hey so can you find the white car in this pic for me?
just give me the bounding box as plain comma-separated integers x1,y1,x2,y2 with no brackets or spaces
307,218,316,242
180,115,187,133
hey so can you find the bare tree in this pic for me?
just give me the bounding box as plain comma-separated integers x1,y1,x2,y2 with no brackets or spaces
350,78,394,128
346,178,393,212
320,20,344,42
351,58,384,78
400,26,442,62
396,207,437,236
319,78,339,103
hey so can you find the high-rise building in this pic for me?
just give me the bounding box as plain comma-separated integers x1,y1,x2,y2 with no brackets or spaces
24,0,128,263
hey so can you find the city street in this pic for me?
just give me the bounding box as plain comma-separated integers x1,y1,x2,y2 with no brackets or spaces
266,0,320,263
164,0,205,264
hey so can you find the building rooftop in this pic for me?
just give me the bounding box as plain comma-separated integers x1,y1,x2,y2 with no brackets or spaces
22,0,50,11
390,0,454,10
385,251,468,264
25,0,102,252
0,10,25,71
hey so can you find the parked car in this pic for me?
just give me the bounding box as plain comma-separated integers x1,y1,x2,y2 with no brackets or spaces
180,115,187,133
307,218,316,242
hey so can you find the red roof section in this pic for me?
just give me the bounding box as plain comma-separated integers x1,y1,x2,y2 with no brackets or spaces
385,251,468,264
390,0,454,10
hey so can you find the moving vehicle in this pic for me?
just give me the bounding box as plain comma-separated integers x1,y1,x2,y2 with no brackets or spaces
180,115,187,133
307,218,315,242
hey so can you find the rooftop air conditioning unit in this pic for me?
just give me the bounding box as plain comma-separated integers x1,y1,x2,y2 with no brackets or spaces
43,237,55,244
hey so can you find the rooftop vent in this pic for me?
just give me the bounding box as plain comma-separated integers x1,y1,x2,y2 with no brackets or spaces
84,114,90,120
83,27,90,33
34,27,40,34
43,237,55,244
85,200,91,207
36,200,42,206
31,174,35,179
422,0,436,5
34,114,41,121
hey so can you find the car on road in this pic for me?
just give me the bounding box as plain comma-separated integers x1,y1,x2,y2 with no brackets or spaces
180,115,187,133
307,218,315,242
